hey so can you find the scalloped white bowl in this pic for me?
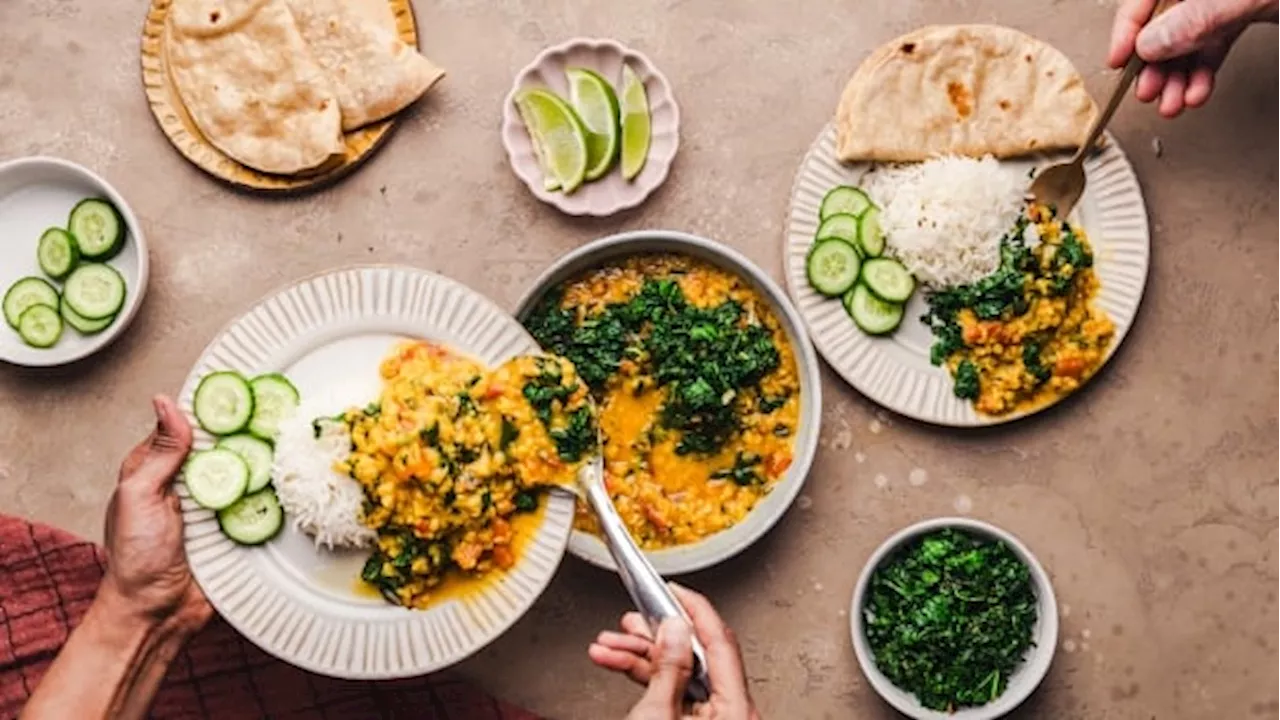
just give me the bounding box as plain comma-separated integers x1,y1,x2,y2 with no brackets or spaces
501,38,680,216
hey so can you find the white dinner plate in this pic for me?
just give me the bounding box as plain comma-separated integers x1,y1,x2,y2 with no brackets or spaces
178,266,574,679
784,125,1150,426
0,157,149,367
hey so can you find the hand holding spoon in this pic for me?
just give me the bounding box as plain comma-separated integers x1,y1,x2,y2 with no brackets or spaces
1029,0,1176,217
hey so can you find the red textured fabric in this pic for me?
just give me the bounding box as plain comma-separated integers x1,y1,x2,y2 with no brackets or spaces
0,515,541,720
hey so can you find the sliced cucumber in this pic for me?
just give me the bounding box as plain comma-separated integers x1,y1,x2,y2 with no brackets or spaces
820,186,872,220
806,239,862,297
63,264,126,320
60,297,115,334
184,448,250,510
4,277,59,329
37,227,80,280
218,488,284,545
68,198,124,261
815,213,861,248
857,206,885,258
844,284,904,335
194,371,254,435
217,434,275,493
247,374,300,441
861,258,916,303
17,305,63,348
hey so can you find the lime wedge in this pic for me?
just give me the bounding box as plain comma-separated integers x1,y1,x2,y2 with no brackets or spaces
513,88,589,194
619,64,651,181
565,68,621,181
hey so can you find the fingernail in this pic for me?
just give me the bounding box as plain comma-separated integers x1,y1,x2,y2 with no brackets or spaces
1135,23,1170,59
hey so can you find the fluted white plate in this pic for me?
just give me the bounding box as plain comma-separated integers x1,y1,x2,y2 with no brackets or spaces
501,38,680,216
785,125,1150,426
178,266,574,679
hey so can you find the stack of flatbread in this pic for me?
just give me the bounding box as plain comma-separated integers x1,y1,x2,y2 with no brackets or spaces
835,25,1097,163
166,0,445,176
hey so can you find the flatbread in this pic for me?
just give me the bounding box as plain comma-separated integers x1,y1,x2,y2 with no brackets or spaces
284,0,445,131
836,25,1097,162
166,0,345,175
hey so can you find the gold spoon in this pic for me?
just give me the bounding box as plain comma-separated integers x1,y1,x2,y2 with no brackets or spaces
1030,0,1176,217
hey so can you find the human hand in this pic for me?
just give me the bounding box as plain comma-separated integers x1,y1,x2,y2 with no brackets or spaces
588,584,760,720
21,397,211,720
1109,0,1278,117
99,395,211,633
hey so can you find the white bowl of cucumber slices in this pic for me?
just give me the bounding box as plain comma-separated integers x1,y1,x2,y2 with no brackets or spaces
0,156,147,367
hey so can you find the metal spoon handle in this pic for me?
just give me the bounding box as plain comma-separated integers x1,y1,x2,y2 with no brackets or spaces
1080,0,1178,159
584,474,712,703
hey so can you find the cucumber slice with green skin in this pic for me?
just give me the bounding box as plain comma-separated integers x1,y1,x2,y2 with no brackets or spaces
68,198,124,261
814,213,861,249
861,258,916,303
845,284,904,335
248,374,300,441
194,371,255,435
217,434,274,493
4,277,59,329
217,488,284,545
37,227,80,280
184,448,250,510
63,264,126,320
820,186,872,220
857,206,886,258
806,239,862,297
17,305,63,348
60,297,115,334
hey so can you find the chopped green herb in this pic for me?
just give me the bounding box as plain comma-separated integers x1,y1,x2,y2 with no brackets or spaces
419,423,440,447
526,277,781,456
711,451,764,486
500,416,519,451
514,490,537,512
455,391,477,418
549,406,595,462
522,358,596,462
863,528,1038,712
1022,339,1051,384
954,360,980,400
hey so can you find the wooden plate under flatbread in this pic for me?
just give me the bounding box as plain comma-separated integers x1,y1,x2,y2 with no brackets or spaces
139,0,419,192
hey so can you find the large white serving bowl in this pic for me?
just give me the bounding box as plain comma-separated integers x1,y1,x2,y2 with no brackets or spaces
514,230,823,575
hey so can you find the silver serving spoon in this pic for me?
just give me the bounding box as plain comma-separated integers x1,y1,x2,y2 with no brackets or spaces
570,415,712,703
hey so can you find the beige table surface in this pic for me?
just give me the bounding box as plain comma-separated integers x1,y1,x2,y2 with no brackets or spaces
2,0,1277,718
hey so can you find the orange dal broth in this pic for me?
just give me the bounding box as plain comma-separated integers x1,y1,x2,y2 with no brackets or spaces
353,497,549,605
558,255,800,549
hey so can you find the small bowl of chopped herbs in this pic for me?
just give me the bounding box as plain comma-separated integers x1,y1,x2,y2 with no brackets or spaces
850,518,1058,719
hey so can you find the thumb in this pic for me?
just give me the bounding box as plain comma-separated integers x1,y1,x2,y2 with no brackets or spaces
133,395,193,494
634,619,693,716
1135,0,1249,62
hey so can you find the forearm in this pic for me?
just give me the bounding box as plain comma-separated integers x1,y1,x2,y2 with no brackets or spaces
20,589,194,720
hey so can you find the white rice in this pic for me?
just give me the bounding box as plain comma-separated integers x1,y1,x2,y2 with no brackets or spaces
271,387,377,550
862,155,1026,288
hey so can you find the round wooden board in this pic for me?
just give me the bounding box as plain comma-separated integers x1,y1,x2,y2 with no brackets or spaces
139,0,419,192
